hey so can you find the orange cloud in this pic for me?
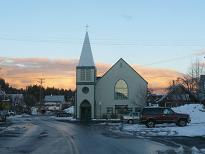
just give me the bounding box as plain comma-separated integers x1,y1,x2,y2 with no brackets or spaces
0,57,183,93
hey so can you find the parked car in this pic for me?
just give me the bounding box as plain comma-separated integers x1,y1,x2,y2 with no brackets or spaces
0,110,7,122
121,112,140,124
56,111,72,117
139,107,191,128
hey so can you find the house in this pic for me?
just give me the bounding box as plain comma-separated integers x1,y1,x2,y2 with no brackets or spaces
7,94,24,106
157,84,198,107
75,32,148,120
147,93,163,107
44,95,65,111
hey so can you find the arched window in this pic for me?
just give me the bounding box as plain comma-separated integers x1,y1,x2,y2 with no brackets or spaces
114,80,128,100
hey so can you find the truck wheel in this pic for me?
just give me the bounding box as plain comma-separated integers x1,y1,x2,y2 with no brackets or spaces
178,119,187,127
146,120,155,128
128,119,133,124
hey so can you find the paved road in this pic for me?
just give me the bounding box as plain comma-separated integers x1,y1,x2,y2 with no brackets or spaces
0,116,178,154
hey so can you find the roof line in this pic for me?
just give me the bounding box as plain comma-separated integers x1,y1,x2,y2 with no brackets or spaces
98,58,148,84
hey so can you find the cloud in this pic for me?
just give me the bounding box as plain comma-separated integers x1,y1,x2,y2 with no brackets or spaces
0,57,183,93
132,64,183,90
193,49,205,56
0,57,77,89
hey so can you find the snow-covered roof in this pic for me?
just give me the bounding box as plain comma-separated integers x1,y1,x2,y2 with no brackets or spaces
78,32,95,67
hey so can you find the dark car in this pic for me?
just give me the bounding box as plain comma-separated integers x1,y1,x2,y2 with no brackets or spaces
139,107,191,128
56,111,71,117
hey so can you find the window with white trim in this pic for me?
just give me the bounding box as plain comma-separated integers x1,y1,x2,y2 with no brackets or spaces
114,79,128,100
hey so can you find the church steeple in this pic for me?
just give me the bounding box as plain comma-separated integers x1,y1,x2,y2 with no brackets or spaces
78,32,95,66
76,32,96,120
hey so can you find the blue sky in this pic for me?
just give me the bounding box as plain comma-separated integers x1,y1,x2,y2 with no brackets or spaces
0,0,205,73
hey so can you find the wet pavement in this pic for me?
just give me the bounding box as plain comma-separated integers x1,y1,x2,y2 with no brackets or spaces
0,116,204,154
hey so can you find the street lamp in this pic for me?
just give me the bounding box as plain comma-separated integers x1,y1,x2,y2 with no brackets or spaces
99,101,102,119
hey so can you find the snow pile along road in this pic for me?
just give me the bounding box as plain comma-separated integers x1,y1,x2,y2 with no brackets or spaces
122,104,205,137
172,104,205,124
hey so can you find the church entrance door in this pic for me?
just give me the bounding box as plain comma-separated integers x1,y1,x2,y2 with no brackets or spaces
80,100,91,121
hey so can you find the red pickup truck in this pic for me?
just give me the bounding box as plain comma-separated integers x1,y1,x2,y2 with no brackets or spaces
139,107,191,128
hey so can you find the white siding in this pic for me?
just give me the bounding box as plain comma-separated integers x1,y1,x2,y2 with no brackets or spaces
95,59,147,118
76,85,95,119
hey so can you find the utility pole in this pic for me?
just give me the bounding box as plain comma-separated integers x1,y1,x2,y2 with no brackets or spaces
37,78,45,107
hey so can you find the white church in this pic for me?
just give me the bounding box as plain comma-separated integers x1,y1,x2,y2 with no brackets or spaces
75,32,148,120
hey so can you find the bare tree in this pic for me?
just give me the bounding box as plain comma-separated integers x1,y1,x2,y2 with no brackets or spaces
172,58,204,93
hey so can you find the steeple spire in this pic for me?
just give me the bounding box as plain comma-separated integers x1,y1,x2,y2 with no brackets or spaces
78,32,95,66
85,24,89,32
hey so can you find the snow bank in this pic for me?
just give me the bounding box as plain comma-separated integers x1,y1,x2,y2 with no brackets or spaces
191,147,205,154
64,106,74,115
52,116,76,121
8,114,31,119
121,104,205,137
172,104,205,124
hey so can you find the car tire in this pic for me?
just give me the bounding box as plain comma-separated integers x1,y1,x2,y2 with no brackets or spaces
146,120,155,128
178,119,187,127
128,119,133,124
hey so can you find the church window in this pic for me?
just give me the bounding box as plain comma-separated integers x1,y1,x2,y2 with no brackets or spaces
82,87,89,94
114,80,128,100
86,69,91,81
80,69,92,81
80,69,86,81
115,105,128,114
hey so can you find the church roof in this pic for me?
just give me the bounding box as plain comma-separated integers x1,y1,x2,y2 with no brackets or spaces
78,32,95,67
98,58,148,84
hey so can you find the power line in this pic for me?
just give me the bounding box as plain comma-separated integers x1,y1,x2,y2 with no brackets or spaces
0,75,179,79
0,76,72,79
0,36,205,46
143,54,195,66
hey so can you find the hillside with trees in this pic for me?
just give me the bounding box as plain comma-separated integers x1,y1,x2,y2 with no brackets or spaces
0,78,75,109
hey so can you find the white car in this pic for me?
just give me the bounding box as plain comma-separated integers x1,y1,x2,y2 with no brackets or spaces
7,110,15,116
121,112,140,124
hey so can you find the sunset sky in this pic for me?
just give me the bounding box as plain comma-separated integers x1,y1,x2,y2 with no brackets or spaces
0,0,205,92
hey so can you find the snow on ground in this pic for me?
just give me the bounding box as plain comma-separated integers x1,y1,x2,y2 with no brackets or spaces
191,147,205,154
7,114,32,122
52,116,76,121
122,123,205,136
8,114,31,119
64,106,74,115
121,104,205,137
0,125,6,132
172,104,205,124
